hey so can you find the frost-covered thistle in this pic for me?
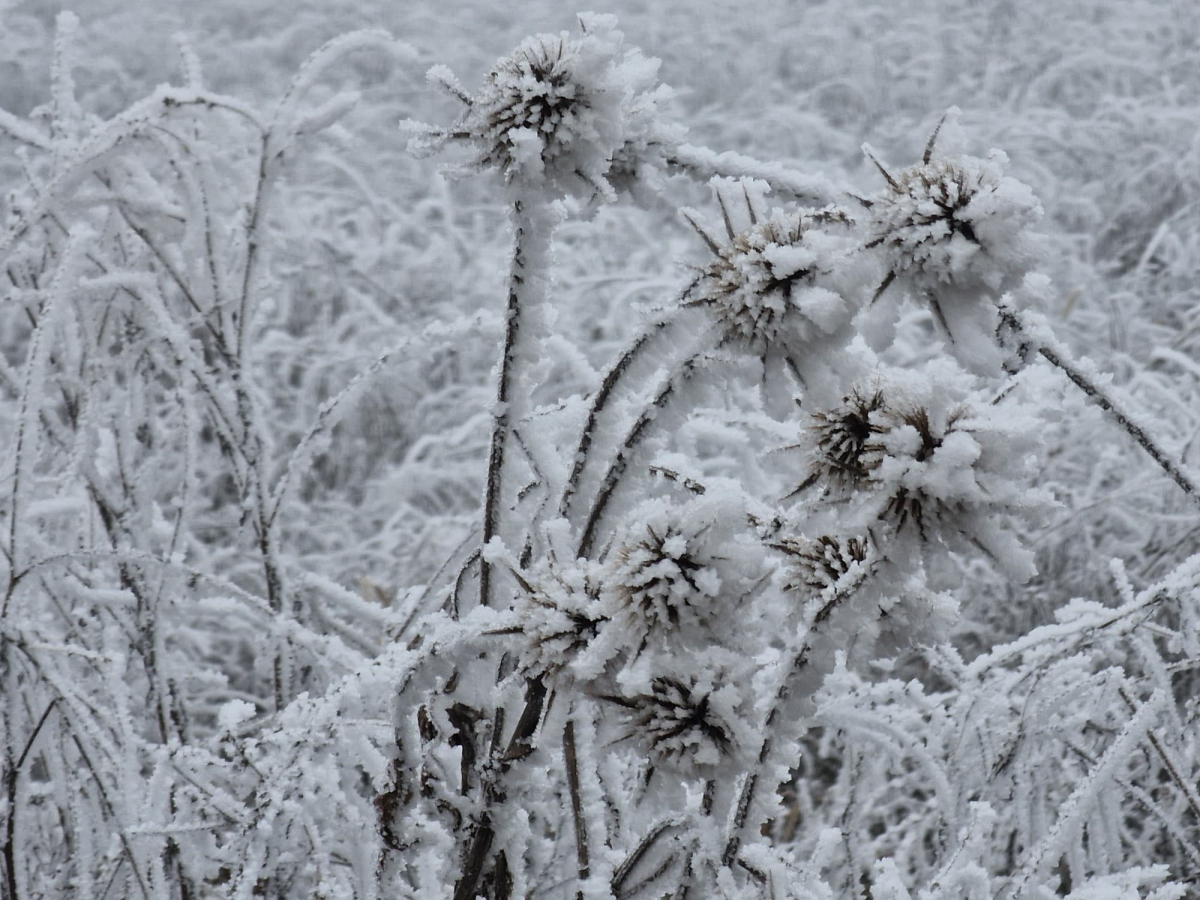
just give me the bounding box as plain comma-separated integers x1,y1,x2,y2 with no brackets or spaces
864,116,1043,297
600,495,763,651
404,14,676,200
608,518,720,630
499,561,607,680
800,361,1050,579
609,672,745,771
682,182,857,360
777,533,871,600
800,384,888,492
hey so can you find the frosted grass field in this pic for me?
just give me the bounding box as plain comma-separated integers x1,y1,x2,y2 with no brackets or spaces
2,2,1200,898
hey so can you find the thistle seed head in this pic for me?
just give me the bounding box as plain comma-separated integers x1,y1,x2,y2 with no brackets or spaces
504,561,606,680
869,402,969,537
865,138,1042,295
608,522,720,631
777,534,871,597
803,384,889,491
615,675,740,771
405,15,677,201
683,203,855,354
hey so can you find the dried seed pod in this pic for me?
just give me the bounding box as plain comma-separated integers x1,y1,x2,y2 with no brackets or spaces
681,184,857,359
802,384,888,492
608,521,720,631
499,562,607,681
404,14,677,200
777,534,871,598
864,116,1042,297
609,673,743,771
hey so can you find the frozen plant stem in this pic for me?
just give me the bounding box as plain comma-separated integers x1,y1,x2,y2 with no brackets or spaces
998,302,1200,507
577,353,703,558
481,197,551,608
667,143,840,207
563,719,590,900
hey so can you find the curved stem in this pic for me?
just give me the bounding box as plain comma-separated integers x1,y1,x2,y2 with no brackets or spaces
557,317,675,520
667,143,840,207
576,353,704,559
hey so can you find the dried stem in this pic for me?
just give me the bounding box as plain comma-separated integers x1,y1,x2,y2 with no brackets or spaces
481,198,541,608
558,318,673,520
563,719,590,899
998,301,1200,506
577,353,704,558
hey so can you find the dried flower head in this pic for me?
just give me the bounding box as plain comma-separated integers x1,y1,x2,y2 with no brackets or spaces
682,184,855,356
609,673,743,771
807,362,1049,579
497,560,607,681
864,112,1043,298
776,534,871,599
404,14,677,200
599,494,765,655
800,384,888,492
608,520,721,631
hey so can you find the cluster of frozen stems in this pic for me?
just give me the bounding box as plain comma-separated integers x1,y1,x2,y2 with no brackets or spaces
2,10,1199,900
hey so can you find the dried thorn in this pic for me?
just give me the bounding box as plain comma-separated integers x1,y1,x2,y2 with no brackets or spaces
871,270,896,306
743,182,758,226
716,189,737,241
929,293,953,341
924,110,950,164
680,209,723,257
863,145,901,191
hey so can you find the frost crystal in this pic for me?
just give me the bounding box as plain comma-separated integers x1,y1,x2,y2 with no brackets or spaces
406,14,676,200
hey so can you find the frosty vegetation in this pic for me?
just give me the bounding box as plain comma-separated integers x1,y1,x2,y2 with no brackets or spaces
2,4,1200,899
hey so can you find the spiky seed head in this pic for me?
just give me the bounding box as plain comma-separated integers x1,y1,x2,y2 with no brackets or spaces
804,385,889,491
868,402,969,537
617,675,737,770
608,522,720,631
777,534,871,596
865,143,1042,294
405,15,677,200
683,205,854,353
509,565,606,680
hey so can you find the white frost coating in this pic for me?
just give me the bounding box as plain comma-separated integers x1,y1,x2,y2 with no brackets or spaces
670,143,841,206
291,89,362,137
217,699,257,731
1011,690,1170,898
866,145,1043,294
405,14,680,202
2,12,1192,900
